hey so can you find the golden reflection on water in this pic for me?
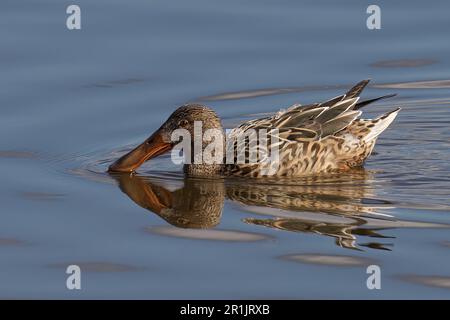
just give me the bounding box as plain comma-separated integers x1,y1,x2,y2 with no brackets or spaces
400,275,450,290
107,169,449,251
146,226,271,242
280,253,375,267
194,78,450,103
231,171,399,250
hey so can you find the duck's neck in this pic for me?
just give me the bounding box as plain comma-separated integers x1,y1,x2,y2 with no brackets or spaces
182,116,226,177
182,129,226,176
183,163,224,177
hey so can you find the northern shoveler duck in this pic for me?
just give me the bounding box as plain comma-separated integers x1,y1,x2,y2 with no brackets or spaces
108,80,400,177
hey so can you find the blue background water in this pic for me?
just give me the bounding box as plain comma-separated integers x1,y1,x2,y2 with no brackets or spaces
0,0,449,299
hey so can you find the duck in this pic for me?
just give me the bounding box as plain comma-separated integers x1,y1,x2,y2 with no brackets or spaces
108,79,400,177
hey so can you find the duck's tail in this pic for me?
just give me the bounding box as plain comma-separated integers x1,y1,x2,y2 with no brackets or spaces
354,94,397,110
363,107,401,142
344,79,397,110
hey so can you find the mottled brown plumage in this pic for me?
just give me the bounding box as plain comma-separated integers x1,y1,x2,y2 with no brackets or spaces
109,80,400,177
224,80,400,177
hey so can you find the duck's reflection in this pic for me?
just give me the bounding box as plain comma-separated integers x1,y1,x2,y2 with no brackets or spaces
115,174,225,228
111,170,395,250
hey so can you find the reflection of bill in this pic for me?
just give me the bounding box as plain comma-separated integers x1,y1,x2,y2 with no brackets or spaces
112,173,224,229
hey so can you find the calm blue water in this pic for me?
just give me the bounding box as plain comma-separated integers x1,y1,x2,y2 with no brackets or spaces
1,0,449,299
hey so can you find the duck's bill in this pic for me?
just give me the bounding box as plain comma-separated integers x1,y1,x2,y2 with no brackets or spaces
108,130,172,173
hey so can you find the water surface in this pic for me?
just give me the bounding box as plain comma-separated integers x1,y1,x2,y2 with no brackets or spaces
1,0,450,299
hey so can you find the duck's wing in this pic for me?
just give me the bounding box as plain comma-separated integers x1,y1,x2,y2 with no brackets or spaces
231,80,373,143
226,80,399,173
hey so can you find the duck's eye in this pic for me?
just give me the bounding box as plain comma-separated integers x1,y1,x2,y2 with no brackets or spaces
178,119,189,127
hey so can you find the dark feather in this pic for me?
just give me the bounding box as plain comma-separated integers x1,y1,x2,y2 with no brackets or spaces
345,79,370,99
354,94,397,110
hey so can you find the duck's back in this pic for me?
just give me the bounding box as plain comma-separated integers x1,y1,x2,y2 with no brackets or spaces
225,80,400,177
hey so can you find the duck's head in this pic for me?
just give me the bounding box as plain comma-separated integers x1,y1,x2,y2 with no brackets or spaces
108,104,224,173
